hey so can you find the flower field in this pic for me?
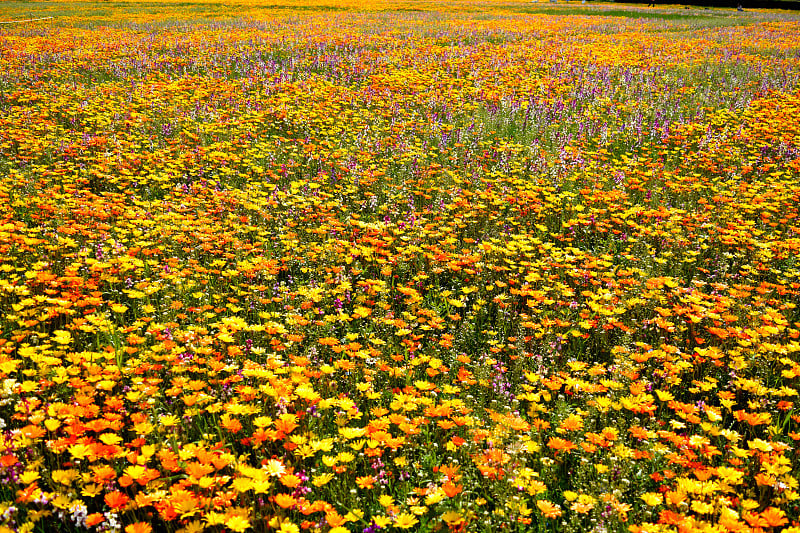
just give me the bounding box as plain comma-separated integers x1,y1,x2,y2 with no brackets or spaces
1,1,800,532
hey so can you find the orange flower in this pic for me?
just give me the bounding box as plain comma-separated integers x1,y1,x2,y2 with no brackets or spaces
92,465,117,484
274,415,299,435
743,511,769,528
325,510,347,527
86,514,105,527
600,427,619,441
220,414,243,434
280,474,302,488
442,481,463,497
558,415,583,433
760,507,788,527
547,437,577,453
104,491,129,509
437,420,455,431
536,500,562,519
274,493,296,509
440,464,461,481
356,476,375,489
185,462,214,479
125,523,152,533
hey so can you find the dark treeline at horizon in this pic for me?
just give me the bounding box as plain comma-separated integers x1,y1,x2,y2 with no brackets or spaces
620,0,800,9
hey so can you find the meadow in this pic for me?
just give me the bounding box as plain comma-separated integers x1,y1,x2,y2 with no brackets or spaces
1,1,800,532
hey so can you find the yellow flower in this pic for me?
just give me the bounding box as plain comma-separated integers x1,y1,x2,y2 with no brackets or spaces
68,444,92,461
425,488,446,506
254,416,272,428
232,477,254,493
373,516,392,528
278,522,299,533
441,510,464,525
204,512,225,527
640,493,663,506
19,471,40,485
394,513,419,529
691,501,713,514
253,479,272,494
352,306,371,318
336,452,355,463
312,473,334,487
345,509,364,522
224,516,250,533
52,330,72,344
160,415,180,427
655,390,674,402
124,465,147,481
197,476,215,489
183,521,204,533
741,499,759,510
339,426,366,439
